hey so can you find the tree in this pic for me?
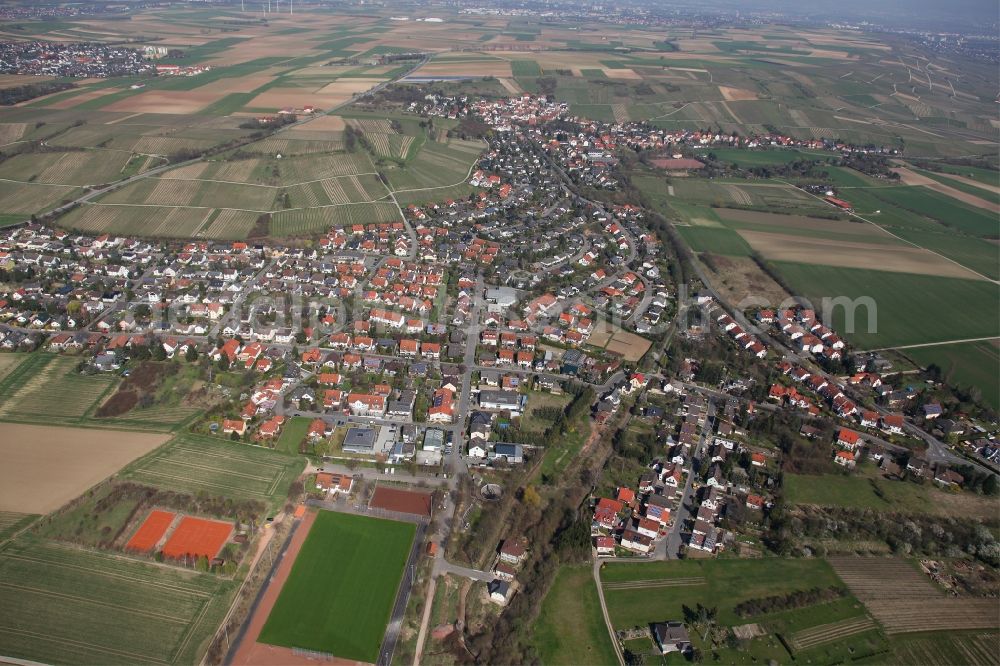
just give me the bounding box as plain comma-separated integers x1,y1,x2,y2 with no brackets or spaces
217,355,230,371
984,474,999,496
523,485,542,508
186,345,199,362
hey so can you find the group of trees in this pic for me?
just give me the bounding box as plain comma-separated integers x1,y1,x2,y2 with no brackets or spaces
0,81,75,105
733,586,847,618
765,502,1000,566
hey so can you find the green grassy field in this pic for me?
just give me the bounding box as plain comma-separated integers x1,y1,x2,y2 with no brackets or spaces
677,226,753,256
121,434,303,512
0,535,235,665
533,564,617,666
867,186,998,238
708,148,830,168
905,341,1000,411
893,229,1000,281
517,391,572,434
274,416,312,455
769,263,1000,349
0,511,37,542
0,354,115,425
258,510,415,661
912,168,1000,205
601,558,885,664
784,467,999,519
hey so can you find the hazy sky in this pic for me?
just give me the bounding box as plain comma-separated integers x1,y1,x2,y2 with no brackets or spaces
669,0,998,28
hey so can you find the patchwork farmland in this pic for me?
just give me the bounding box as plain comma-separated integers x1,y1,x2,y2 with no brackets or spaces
0,536,236,665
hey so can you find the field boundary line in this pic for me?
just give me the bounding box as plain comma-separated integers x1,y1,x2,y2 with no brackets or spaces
170,593,215,665
859,335,1000,352
0,581,190,624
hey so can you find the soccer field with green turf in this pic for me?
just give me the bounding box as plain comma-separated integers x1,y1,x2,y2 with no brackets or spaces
258,510,416,662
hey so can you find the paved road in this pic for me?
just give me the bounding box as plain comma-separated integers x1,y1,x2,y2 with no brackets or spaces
433,558,493,583
660,398,714,559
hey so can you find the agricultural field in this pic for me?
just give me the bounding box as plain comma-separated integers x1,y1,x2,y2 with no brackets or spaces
884,631,999,666
270,200,401,237
829,557,1000,635
120,434,303,512
767,263,1000,349
0,535,237,665
533,564,618,666
257,510,416,662
0,353,115,425
600,558,887,664
905,341,1000,410
0,423,168,514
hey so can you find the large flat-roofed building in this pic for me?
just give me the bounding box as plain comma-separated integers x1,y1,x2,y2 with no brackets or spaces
343,427,377,453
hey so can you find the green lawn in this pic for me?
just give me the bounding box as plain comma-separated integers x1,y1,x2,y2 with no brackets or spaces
274,416,312,455
258,511,415,662
904,341,1000,411
770,263,1000,349
533,565,618,666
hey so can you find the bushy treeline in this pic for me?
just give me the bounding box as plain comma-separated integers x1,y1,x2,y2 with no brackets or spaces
734,586,848,618
0,81,75,105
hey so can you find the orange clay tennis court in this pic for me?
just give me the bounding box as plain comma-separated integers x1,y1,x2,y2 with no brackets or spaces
125,509,176,552
162,516,233,559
